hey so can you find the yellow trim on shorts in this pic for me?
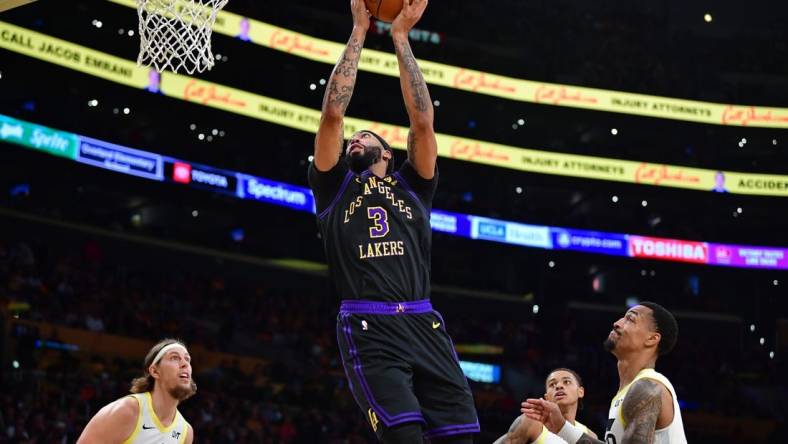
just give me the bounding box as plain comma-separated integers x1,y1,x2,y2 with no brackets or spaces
121,394,143,444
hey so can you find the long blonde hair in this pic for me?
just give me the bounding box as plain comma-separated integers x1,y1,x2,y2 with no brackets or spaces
130,338,196,397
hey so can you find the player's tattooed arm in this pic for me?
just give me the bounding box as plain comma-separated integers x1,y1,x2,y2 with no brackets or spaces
621,379,663,444
394,38,431,116
391,0,437,178
323,0,368,115
324,34,364,114
395,39,437,178
314,0,368,171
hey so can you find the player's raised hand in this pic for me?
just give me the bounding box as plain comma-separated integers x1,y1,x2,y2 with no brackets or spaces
392,0,428,36
521,398,547,423
522,398,565,434
350,0,371,31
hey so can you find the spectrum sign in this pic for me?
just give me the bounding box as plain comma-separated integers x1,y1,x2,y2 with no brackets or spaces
238,174,315,213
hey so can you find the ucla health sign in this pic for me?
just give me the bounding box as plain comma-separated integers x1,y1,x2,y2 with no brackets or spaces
472,218,507,241
470,217,552,249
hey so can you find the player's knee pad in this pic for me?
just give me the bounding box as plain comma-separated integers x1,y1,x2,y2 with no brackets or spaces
381,422,424,444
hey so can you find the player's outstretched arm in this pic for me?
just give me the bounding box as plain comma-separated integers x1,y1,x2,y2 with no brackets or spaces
620,379,662,444
391,0,437,179
314,0,369,171
76,397,139,444
522,398,604,444
493,414,543,444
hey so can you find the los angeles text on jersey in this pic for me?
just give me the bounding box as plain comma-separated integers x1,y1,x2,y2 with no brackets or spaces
340,176,415,260
343,176,413,223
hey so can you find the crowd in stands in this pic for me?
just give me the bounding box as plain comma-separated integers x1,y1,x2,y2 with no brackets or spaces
0,232,783,442
1,1,785,441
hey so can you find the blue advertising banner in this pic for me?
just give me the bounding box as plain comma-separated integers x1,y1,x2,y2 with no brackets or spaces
77,137,163,181
551,228,628,256
238,174,315,213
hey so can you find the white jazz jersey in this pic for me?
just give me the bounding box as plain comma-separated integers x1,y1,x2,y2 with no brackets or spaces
493,417,590,444
605,368,687,444
122,392,189,444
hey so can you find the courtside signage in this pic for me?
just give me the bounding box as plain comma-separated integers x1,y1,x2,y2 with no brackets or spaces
104,0,788,129
164,159,237,194
628,236,708,264
0,114,78,159
237,174,315,213
708,244,788,268
5,112,788,271
77,137,163,180
3,22,788,196
552,229,628,257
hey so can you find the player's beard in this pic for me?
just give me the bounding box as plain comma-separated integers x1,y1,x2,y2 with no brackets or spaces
168,380,197,401
347,146,382,173
603,337,616,352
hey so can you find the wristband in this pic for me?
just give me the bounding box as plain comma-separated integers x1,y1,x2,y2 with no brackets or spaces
557,421,584,444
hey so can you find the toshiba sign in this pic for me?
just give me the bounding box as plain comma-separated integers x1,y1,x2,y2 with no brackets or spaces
628,236,708,264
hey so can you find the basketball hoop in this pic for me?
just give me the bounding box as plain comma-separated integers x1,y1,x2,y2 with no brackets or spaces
136,0,228,74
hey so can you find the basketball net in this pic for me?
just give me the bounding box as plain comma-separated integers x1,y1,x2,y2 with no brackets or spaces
136,0,228,74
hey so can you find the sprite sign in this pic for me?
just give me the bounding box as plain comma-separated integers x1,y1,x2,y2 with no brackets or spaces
0,114,79,159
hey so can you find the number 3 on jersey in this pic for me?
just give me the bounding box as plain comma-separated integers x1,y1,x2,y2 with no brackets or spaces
367,207,389,238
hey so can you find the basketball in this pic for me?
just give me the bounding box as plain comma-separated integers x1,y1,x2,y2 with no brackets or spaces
364,0,404,23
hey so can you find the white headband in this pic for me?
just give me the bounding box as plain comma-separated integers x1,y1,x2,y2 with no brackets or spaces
151,343,188,366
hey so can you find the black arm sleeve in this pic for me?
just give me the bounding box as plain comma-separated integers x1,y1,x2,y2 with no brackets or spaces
395,159,438,211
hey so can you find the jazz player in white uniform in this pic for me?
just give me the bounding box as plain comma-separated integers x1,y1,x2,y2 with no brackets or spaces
77,339,195,444
494,368,598,443
523,302,687,444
